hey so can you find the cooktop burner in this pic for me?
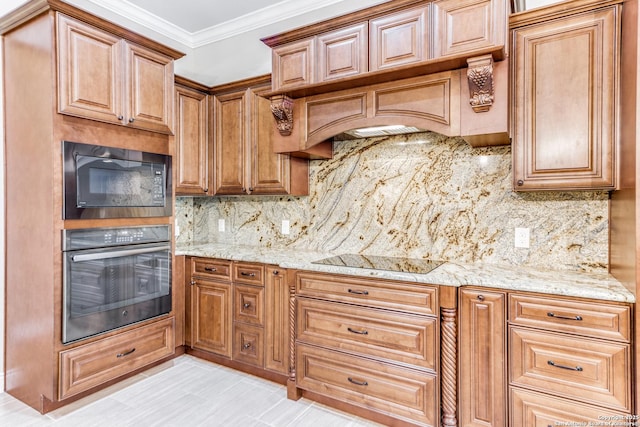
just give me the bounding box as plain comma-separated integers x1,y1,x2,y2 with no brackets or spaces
312,254,444,274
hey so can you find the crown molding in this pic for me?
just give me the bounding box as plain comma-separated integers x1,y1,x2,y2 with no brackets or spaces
87,0,358,49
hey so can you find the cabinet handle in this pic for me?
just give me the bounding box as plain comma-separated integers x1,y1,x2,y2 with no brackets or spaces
347,289,369,296
547,360,583,372
272,270,279,275
117,115,124,121
240,272,256,277
517,179,524,186
243,302,251,309
248,187,254,192
116,348,136,358
477,295,485,301
190,279,196,286
128,117,135,123
243,342,251,350
347,377,368,386
347,327,368,335
204,266,217,272
547,312,583,321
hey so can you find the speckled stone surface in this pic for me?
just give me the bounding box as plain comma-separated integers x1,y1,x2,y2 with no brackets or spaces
176,132,609,273
176,243,634,303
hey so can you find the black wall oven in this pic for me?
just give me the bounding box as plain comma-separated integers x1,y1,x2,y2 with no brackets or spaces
63,141,172,219
62,225,171,343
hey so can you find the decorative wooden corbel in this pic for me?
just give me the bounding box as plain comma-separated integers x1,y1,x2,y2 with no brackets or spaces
270,95,294,136
466,55,494,113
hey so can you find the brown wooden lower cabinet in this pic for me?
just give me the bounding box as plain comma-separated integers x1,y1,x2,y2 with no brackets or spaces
59,317,175,400
458,288,507,427
191,277,233,357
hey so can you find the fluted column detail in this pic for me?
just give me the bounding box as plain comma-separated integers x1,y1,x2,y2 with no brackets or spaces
441,307,458,427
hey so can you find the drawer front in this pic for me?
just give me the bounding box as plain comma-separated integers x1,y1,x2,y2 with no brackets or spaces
511,388,630,426
296,271,437,315
233,262,265,286
297,344,438,426
298,298,436,371
59,317,175,399
510,293,631,341
233,323,264,367
192,258,231,281
234,285,264,326
509,327,631,411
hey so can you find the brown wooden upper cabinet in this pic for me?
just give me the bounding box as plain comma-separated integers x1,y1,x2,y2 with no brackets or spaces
265,0,507,94
212,80,309,196
511,0,621,191
57,13,175,134
175,80,210,195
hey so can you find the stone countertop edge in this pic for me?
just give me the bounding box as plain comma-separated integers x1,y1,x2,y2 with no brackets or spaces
176,243,635,304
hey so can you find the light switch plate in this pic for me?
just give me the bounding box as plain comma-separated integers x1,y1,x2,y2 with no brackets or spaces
515,227,530,248
282,220,290,235
218,219,225,232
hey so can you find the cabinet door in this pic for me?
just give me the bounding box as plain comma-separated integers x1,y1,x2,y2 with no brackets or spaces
125,43,174,134
369,6,429,71
175,85,210,195
249,85,293,195
213,90,247,195
272,38,314,91
265,267,289,374
191,278,232,357
432,0,506,58
512,6,619,190
57,14,124,125
459,288,507,427
316,23,368,82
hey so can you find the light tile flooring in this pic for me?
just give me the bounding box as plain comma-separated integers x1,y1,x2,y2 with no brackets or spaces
0,355,384,426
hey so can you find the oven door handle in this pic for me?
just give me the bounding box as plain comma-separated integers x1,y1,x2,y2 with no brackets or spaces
71,245,171,262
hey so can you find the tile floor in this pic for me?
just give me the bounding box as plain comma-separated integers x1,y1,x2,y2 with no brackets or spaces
0,355,384,426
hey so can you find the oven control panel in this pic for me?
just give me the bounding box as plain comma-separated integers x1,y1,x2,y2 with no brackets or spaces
63,225,170,251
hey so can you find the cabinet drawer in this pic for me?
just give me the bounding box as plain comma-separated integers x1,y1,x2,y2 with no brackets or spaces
192,258,231,281
296,271,437,315
233,262,265,286
509,327,631,411
297,344,437,427
511,388,630,426
234,284,264,326
59,317,174,399
297,298,436,371
509,294,631,341
233,323,264,367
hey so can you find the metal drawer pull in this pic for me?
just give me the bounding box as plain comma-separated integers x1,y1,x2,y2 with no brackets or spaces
347,327,368,335
116,348,136,358
347,289,369,296
204,266,217,272
547,312,583,321
243,302,251,309
240,272,256,277
547,360,583,372
348,377,368,386
243,343,251,350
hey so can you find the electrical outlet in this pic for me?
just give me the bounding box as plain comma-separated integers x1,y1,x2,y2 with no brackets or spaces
174,225,180,237
281,220,290,235
218,219,225,232
515,227,530,248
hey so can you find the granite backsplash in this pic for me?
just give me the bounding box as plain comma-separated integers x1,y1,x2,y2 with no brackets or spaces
175,132,609,273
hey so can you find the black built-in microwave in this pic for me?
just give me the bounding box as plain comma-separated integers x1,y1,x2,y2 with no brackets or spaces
63,141,172,219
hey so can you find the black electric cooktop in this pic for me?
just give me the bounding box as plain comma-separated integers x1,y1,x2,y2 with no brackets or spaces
312,254,444,274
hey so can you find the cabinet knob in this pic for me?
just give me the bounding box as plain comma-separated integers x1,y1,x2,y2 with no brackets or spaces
117,115,124,121
190,279,196,286
272,270,279,275
248,187,254,193
241,187,246,193
128,117,135,123
516,180,524,186
243,302,251,309
477,295,485,301
243,342,251,350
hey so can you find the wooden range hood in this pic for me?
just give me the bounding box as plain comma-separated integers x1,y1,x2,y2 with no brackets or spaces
261,0,510,159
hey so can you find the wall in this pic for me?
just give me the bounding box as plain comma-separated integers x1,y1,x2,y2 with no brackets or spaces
176,132,609,273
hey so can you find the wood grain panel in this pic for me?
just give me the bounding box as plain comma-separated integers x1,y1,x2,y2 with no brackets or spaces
272,38,314,91
265,268,289,374
213,90,247,194
316,23,368,82
233,323,264,367
305,92,368,139
192,279,232,357
175,84,209,194
234,285,264,326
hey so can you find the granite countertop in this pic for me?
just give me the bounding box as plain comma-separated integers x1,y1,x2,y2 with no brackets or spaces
176,243,635,304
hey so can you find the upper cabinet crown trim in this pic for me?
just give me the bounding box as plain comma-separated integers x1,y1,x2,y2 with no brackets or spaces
510,0,623,28
0,0,185,60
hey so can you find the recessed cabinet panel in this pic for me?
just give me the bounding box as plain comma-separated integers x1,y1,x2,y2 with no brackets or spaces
317,23,368,82
213,91,247,195
57,14,123,125
192,279,232,357
305,93,368,140
432,0,504,57
272,38,314,91
369,6,430,71
175,85,209,195
512,6,618,190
